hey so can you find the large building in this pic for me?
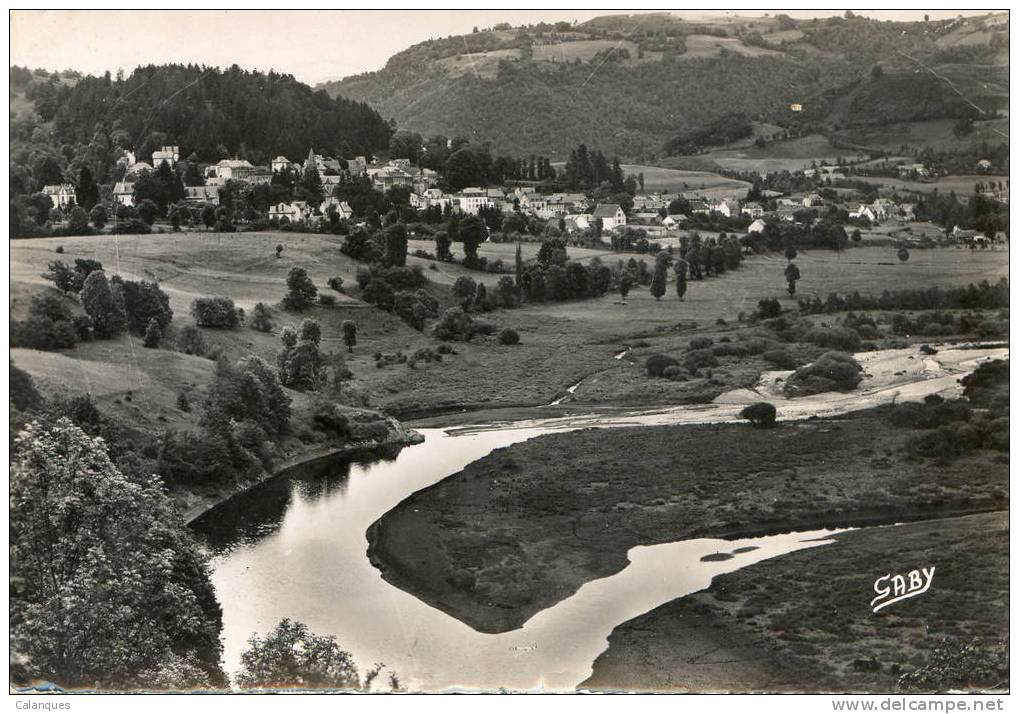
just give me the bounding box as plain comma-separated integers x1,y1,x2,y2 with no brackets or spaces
151,145,180,171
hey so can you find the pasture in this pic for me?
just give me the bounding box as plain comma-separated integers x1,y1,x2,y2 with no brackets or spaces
619,164,750,196
10,232,1009,418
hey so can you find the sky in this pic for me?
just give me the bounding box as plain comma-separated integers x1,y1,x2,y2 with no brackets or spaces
10,9,999,86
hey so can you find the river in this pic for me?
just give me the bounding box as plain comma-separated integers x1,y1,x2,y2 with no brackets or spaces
192,343,1006,691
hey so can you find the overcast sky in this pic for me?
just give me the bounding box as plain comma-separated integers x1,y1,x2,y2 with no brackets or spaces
10,9,996,86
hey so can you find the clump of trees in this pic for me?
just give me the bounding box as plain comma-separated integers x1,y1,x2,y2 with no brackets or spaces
784,351,863,396
191,296,241,328
797,279,1009,315
235,619,364,690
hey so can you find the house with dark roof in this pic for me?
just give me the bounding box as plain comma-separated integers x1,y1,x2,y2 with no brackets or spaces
593,203,626,230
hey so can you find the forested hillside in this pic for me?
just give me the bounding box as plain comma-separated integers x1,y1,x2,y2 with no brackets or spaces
320,12,1008,159
10,64,392,189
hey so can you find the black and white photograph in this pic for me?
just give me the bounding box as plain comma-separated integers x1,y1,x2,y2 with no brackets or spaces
7,7,1011,701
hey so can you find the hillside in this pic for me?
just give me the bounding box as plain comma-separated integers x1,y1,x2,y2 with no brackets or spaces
9,64,392,186
320,12,1008,160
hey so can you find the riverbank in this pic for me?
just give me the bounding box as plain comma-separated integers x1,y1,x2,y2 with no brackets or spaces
182,416,422,525
367,401,1008,634
581,511,1009,692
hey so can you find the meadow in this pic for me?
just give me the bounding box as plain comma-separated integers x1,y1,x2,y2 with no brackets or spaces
11,233,1008,419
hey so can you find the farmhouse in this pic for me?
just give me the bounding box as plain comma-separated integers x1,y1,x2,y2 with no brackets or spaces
593,203,626,231
42,184,76,209
848,204,877,223
747,218,767,234
271,155,298,173
687,198,710,215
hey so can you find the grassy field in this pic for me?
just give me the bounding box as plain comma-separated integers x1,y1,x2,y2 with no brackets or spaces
368,404,1009,633
619,164,750,196
851,174,1011,196
659,134,868,173
583,511,1008,692
11,235,1009,418
679,34,783,59
839,117,1010,154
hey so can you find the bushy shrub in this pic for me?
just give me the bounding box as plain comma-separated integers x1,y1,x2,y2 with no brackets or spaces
319,294,337,306
740,402,777,428
960,359,1008,407
10,362,43,412
11,293,78,350
498,328,520,345
784,351,863,396
190,296,239,328
757,298,781,319
805,326,861,352
689,336,713,350
662,365,685,380
762,349,798,370
888,399,972,429
684,348,719,372
176,325,210,357
327,276,344,292
250,303,273,333
712,338,773,357
645,354,679,377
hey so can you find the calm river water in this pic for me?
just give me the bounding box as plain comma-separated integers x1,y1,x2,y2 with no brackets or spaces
192,344,1006,691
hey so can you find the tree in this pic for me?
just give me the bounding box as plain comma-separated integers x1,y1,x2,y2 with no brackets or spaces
76,166,99,210
851,228,862,243
67,206,90,235
299,318,321,345
650,253,669,301
674,258,688,301
784,244,797,262
89,203,108,229
537,238,568,267
459,215,486,268
740,402,777,428
619,273,632,300
201,204,217,230
784,262,801,296
251,302,273,332
120,279,173,334
299,164,325,206
898,247,910,262
383,223,408,267
81,271,126,338
452,275,477,309
282,267,317,311
143,318,161,347
27,193,52,226
168,206,181,231
137,198,158,226
434,230,452,261
236,619,359,690
10,419,224,688
341,320,357,353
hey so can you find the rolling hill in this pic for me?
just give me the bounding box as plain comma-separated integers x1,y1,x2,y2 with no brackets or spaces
320,12,1008,160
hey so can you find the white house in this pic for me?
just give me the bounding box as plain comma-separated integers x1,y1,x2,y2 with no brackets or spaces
848,204,877,223
210,159,255,181
747,218,767,234
802,193,823,208
977,159,992,171
710,199,740,217
453,188,495,215
269,201,315,223
593,203,626,231
151,145,180,171
113,181,135,207
42,184,76,209
741,202,764,219
320,197,353,219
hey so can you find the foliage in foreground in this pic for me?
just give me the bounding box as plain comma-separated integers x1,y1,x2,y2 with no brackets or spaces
236,619,361,690
10,419,225,689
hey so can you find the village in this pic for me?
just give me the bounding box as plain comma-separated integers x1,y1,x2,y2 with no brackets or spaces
37,141,1010,252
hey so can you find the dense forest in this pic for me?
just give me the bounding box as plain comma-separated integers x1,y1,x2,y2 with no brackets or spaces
10,64,392,188
321,12,1008,159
